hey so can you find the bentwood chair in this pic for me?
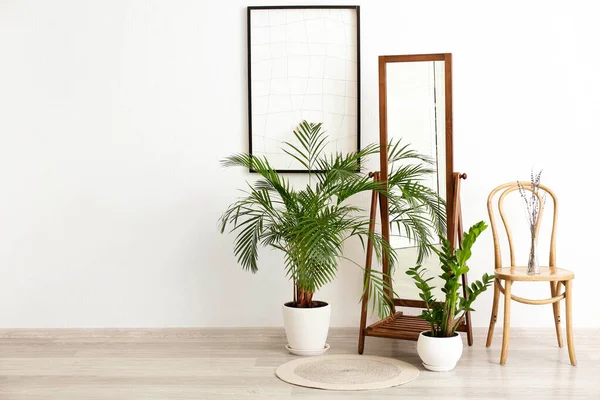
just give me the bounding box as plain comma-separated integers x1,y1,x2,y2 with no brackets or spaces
485,182,576,366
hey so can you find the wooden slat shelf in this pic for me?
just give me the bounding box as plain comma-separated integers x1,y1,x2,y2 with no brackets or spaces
364,312,468,341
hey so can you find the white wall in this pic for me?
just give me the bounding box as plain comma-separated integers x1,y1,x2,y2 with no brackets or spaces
1,0,598,328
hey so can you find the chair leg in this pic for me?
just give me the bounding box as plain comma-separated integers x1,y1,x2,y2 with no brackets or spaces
500,280,512,365
550,281,564,348
565,280,577,366
486,278,501,348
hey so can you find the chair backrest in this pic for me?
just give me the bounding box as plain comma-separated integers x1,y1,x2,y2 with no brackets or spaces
487,182,559,269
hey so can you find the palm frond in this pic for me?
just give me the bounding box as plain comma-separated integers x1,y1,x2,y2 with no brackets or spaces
388,138,434,165
283,121,328,172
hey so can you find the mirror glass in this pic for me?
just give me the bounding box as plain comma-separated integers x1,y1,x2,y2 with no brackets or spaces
386,60,447,300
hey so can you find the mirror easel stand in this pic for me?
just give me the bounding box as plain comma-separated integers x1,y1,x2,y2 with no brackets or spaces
358,172,473,354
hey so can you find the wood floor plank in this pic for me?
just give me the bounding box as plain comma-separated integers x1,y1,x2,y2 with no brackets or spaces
0,328,598,399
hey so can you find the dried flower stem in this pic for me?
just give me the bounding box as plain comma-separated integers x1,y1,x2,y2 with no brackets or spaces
517,169,546,274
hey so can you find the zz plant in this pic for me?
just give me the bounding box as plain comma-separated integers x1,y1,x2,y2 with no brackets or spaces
406,221,495,337
220,120,445,317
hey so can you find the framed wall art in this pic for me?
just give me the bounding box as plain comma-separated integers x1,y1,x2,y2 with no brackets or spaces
247,5,361,172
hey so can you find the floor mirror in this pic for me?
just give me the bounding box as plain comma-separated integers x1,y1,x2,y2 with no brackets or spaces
358,53,473,352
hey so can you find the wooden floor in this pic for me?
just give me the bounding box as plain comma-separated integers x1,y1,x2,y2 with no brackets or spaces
0,328,598,400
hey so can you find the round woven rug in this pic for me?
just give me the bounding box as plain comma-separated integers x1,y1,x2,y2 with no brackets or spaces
275,354,419,391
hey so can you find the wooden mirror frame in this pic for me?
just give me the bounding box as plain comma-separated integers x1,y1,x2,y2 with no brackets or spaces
358,53,472,351
378,53,454,251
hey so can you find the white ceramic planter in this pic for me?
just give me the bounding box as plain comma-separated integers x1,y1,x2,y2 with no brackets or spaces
417,331,463,371
282,301,330,355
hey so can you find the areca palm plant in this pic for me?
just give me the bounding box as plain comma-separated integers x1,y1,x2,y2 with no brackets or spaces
220,121,445,317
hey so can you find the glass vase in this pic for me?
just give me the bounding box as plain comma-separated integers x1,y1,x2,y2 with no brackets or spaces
527,235,540,275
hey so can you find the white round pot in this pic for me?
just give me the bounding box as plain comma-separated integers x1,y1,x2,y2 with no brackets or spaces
282,301,330,354
417,331,463,372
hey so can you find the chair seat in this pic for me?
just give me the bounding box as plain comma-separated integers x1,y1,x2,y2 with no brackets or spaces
495,267,574,281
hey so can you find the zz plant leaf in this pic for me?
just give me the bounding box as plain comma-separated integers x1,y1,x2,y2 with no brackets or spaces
406,221,495,337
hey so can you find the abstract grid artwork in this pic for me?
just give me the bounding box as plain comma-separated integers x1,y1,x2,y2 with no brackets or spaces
247,6,360,172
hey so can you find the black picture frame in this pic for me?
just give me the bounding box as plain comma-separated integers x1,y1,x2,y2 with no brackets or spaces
247,5,361,173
